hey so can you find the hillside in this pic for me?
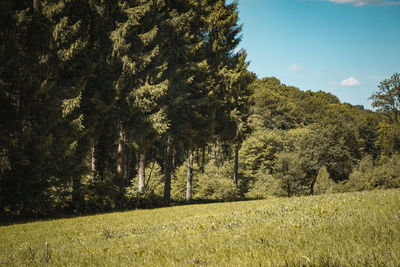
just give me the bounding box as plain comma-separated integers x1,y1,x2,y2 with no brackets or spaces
1,189,399,266
2,0,399,218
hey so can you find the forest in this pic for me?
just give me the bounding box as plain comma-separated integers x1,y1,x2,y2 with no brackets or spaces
1,0,399,220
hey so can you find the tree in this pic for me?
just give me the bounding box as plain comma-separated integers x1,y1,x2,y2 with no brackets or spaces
240,130,284,179
298,122,360,194
370,73,400,155
273,152,307,197
220,53,255,185
111,0,168,195
160,0,205,201
0,0,95,215
205,0,254,187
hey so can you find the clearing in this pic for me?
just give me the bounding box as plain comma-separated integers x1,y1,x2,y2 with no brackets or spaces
1,189,399,266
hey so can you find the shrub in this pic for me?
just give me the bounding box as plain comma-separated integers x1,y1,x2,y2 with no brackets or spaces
240,130,284,179
171,160,201,202
369,154,400,189
194,160,240,201
343,156,374,192
273,152,310,197
313,166,338,195
124,162,164,208
245,169,280,199
82,171,117,212
343,154,400,192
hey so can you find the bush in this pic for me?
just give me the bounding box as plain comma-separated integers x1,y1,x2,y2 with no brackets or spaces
240,130,284,179
124,162,165,208
171,160,201,202
273,152,310,197
194,160,240,201
245,170,280,199
343,154,400,192
82,171,117,212
369,154,400,189
342,156,374,192
313,166,338,195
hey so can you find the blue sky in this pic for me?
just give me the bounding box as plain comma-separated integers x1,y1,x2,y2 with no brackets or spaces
237,0,400,109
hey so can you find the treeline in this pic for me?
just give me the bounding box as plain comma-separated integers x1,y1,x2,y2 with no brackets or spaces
0,0,254,218
1,1,399,220
242,76,400,198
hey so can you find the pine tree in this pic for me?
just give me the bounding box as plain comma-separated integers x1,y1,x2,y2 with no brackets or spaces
0,0,95,215
159,0,220,201
205,0,254,185
111,0,169,196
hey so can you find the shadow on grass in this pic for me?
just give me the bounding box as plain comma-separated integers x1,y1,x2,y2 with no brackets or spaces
0,197,261,226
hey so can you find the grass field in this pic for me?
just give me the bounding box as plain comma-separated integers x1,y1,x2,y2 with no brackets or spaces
1,189,399,266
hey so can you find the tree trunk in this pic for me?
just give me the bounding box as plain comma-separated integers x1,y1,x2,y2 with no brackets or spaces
310,176,316,195
202,147,205,168
208,145,211,163
91,146,96,172
117,127,126,184
181,142,185,164
172,147,176,169
117,127,127,207
72,175,82,212
233,144,240,185
196,148,199,166
164,135,173,201
186,148,193,202
126,147,135,186
138,153,146,193
92,143,101,180
214,142,217,164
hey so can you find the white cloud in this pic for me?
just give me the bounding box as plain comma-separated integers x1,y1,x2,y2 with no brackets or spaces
340,77,361,86
288,64,304,72
328,0,400,6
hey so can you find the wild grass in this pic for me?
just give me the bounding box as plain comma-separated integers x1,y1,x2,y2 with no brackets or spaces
1,189,399,266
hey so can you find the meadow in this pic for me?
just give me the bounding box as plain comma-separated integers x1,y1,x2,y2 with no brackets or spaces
1,189,399,266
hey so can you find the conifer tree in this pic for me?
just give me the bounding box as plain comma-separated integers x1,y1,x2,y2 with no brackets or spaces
161,0,198,201
205,0,254,185
111,0,169,196
160,0,221,201
0,0,95,214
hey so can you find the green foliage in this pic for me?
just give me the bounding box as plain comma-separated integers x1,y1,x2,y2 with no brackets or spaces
125,162,164,208
240,129,284,178
171,160,201,202
314,166,338,195
376,121,400,156
245,170,280,199
243,76,378,199
273,152,309,197
82,172,118,212
0,149,10,175
343,156,375,192
0,0,395,219
250,77,341,130
344,154,400,192
194,160,240,201
370,73,400,124
0,0,96,216
170,158,240,202
370,73,400,155
299,122,360,183
370,154,400,189
250,78,303,130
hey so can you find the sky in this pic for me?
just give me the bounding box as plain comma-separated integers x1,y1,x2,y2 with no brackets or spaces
236,0,400,109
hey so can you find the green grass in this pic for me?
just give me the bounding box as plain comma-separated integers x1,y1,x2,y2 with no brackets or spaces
1,189,400,266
